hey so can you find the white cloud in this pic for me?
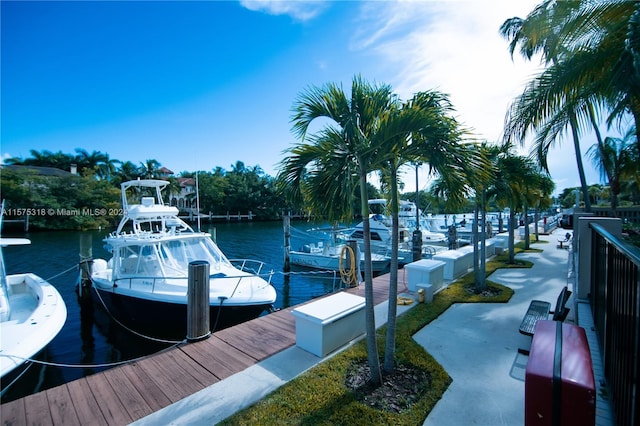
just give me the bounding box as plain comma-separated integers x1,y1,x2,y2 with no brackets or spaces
239,0,329,21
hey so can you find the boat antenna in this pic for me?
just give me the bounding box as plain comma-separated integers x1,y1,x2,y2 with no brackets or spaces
196,171,201,232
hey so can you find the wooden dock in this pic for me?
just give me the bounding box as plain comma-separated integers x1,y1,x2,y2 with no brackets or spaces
1,271,409,425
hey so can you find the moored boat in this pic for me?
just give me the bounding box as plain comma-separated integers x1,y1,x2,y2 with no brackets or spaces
88,179,277,336
0,237,67,381
289,227,391,274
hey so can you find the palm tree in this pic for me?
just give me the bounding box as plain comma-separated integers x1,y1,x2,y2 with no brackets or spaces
502,1,640,214
500,1,595,211
74,149,108,176
96,153,121,181
430,142,492,291
280,75,401,385
485,145,539,264
587,127,637,214
376,90,469,372
139,159,161,179
114,161,142,184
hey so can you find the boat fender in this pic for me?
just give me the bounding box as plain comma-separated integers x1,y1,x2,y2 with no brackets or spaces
92,258,108,274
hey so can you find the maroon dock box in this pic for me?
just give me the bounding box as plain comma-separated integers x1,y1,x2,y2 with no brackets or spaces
525,320,596,425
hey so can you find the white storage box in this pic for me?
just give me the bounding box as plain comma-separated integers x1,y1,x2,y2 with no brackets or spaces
433,250,469,280
456,246,475,270
291,292,365,357
404,259,445,292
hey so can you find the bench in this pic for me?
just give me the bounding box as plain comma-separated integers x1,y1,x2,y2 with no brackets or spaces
518,287,571,354
557,233,572,249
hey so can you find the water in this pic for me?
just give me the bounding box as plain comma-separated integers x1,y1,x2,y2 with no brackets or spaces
0,220,344,403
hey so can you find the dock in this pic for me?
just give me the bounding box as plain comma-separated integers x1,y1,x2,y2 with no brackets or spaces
1,271,406,425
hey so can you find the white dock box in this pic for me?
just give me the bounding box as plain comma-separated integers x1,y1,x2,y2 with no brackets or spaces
291,292,365,357
433,250,469,280
404,259,445,292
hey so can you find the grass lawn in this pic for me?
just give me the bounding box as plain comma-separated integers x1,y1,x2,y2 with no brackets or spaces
220,242,535,425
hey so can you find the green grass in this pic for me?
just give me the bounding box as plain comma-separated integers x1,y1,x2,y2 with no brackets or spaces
221,247,534,426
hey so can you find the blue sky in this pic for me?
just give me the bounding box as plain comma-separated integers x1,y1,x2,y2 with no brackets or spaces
2,0,601,195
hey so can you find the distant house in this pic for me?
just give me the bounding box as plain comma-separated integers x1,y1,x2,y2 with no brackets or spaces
158,167,174,179
171,177,197,211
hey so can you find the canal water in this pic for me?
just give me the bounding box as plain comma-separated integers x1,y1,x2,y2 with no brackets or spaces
0,220,347,403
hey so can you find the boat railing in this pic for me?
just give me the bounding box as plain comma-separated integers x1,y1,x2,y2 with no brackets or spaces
228,259,268,275
113,267,274,293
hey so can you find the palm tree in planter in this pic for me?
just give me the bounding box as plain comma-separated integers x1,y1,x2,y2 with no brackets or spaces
278,75,399,385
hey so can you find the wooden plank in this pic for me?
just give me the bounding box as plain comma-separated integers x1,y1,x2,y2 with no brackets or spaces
0,396,26,425
137,351,207,403
84,372,133,425
179,336,254,379
23,391,53,425
215,321,291,360
45,385,80,426
259,310,296,335
102,366,153,421
158,348,216,387
1,270,401,423
118,362,172,412
66,378,108,426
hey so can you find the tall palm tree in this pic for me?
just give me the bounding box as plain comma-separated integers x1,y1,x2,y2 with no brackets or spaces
485,145,538,264
500,1,594,211
376,90,469,372
587,127,637,214
502,1,640,213
280,75,400,385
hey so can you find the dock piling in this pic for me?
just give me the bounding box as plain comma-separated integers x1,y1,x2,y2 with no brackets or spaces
187,261,211,342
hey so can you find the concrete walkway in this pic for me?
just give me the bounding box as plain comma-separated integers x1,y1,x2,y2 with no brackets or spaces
416,230,574,426
134,229,610,426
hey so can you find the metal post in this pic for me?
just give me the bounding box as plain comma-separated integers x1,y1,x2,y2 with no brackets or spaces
283,214,291,272
78,233,93,298
412,230,422,262
187,260,211,342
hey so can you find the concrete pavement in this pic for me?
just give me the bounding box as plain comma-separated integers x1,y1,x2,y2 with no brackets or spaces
134,229,610,426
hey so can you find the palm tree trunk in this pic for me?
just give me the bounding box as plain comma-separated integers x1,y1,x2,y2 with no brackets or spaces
384,168,400,373
569,113,592,212
359,169,382,385
508,207,516,264
479,190,487,290
473,199,481,289
523,201,530,250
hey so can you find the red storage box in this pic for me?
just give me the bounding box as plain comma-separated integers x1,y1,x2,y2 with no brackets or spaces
525,320,596,426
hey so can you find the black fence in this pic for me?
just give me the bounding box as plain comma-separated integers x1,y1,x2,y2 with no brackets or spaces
590,223,640,426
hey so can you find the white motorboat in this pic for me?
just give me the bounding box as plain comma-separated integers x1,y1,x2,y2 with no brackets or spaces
346,200,446,265
0,237,67,380
289,227,390,274
89,179,277,335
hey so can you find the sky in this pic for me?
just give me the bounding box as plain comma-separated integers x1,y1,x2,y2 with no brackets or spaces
1,0,603,196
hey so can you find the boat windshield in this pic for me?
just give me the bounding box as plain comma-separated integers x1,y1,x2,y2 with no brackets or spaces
116,237,231,277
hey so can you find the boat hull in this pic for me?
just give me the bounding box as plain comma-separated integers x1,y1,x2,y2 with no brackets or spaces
289,251,390,273
91,287,273,339
0,273,67,379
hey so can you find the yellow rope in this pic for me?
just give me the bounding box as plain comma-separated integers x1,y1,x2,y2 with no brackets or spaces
397,296,414,305
339,245,358,286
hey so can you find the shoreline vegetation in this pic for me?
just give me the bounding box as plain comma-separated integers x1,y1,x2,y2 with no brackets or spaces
219,244,535,425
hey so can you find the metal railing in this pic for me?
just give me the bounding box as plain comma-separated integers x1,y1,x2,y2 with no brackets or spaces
590,223,640,426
